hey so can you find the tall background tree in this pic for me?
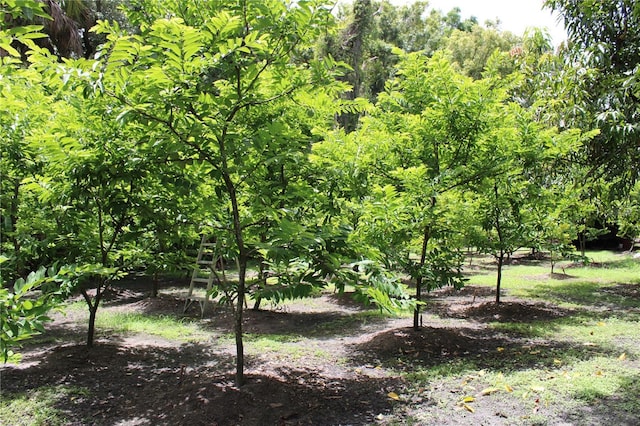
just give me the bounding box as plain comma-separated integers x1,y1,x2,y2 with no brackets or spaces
546,0,640,186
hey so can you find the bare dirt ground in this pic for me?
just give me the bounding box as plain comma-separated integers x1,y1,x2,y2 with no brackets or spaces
2,275,638,425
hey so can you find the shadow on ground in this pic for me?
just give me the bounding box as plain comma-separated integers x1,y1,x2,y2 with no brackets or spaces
349,325,615,374
2,343,401,426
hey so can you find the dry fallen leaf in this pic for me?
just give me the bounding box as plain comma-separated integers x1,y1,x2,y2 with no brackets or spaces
530,386,545,392
462,396,475,403
387,392,400,401
480,387,499,396
497,347,505,352
504,384,513,393
619,353,627,361
597,322,606,327
462,403,475,413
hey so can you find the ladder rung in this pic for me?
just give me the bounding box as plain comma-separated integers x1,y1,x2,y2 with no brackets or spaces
186,296,208,302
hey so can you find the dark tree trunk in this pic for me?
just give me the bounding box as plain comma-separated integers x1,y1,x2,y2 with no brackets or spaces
579,232,586,257
151,272,159,298
494,182,504,305
496,250,504,304
234,256,247,386
413,225,430,330
222,162,246,387
86,305,97,348
81,283,104,348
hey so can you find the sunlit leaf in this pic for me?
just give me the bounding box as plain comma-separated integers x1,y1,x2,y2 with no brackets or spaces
387,392,400,401
480,387,499,396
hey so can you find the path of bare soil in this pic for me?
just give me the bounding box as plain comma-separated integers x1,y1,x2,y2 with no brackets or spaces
1,277,638,425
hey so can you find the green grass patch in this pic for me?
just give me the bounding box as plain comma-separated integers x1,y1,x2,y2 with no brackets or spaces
0,385,88,426
491,314,639,345
480,355,640,406
95,312,208,342
231,333,331,360
308,310,401,337
465,251,640,308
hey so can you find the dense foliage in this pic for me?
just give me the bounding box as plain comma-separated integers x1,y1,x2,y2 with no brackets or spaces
1,0,638,385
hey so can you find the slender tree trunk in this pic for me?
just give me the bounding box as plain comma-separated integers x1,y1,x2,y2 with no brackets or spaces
222,165,247,386
152,272,159,298
86,305,97,347
494,182,504,305
579,232,586,257
235,256,247,386
81,283,103,348
496,250,504,304
413,225,430,330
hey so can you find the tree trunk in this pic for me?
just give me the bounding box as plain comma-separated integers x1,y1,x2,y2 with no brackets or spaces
496,250,504,304
87,305,97,348
494,182,504,305
152,272,159,298
81,284,103,348
222,164,246,386
234,256,247,387
413,225,430,330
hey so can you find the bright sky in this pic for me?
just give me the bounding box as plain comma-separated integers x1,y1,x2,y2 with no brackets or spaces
391,0,567,45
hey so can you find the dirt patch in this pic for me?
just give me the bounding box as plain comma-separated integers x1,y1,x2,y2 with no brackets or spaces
355,326,492,362
459,301,572,322
426,285,573,323
600,283,640,298
2,278,638,425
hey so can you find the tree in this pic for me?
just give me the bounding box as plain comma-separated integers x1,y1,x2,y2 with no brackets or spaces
91,0,346,386
336,51,517,328
445,23,519,80
545,0,640,187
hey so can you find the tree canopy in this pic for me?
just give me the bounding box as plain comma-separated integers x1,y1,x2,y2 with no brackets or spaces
1,0,639,386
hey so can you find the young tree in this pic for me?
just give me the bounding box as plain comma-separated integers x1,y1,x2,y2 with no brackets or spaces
335,51,516,328
91,0,346,386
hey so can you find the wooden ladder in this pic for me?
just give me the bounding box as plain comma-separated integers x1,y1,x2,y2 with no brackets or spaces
183,234,217,317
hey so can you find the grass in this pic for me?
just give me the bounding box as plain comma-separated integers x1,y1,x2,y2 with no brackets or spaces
466,250,640,305
217,333,333,361
0,385,88,426
395,251,640,424
94,312,209,342
6,249,640,425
